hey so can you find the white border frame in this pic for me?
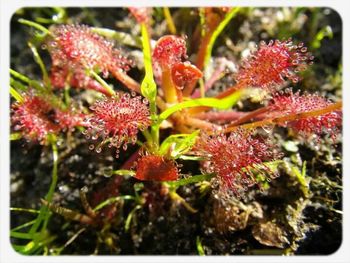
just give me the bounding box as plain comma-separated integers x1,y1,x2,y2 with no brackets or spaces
1,1,349,263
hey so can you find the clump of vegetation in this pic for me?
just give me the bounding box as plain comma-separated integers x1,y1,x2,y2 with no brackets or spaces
10,7,342,255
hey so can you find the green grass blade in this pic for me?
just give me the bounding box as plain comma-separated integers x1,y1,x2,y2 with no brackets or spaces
18,18,51,35
93,195,136,212
140,23,157,113
165,173,215,188
28,42,50,88
10,69,46,92
29,136,58,234
204,8,240,68
196,236,205,255
125,205,142,232
11,220,36,232
10,87,24,103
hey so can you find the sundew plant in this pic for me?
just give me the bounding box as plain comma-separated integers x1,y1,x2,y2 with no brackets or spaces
10,7,342,255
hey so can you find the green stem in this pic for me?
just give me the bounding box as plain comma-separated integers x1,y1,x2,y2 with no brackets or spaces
125,205,142,231
11,220,36,232
10,207,40,214
18,18,51,35
196,236,205,255
163,7,177,34
203,8,240,68
89,70,116,96
93,195,136,212
166,173,215,188
10,86,24,103
10,69,31,84
151,124,159,150
10,69,46,92
159,89,243,122
29,135,58,234
42,137,59,229
142,129,153,147
28,42,50,89
168,191,197,213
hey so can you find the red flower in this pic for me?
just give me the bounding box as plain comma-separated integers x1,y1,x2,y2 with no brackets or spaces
152,35,187,70
197,130,278,196
269,91,342,139
85,93,151,156
135,155,179,181
236,39,313,91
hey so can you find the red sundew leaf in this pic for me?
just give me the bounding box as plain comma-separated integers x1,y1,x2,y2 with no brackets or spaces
47,24,132,77
197,130,279,196
11,94,60,143
236,39,313,91
85,93,151,156
11,92,87,144
152,35,187,69
171,62,203,88
135,155,179,181
268,91,342,139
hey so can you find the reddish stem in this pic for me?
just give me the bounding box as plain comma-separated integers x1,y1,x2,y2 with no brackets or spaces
227,106,270,127
112,69,141,93
182,33,212,97
222,101,342,134
195,110,246,123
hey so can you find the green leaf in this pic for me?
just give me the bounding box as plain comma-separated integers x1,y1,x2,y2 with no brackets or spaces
165,173,215,188
159,89,244,122
10,78,27,91
10,87,24,103
159,130,199,159
10,69,46,92
140,23,157,109
196,236,205,256
10,231,34,240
